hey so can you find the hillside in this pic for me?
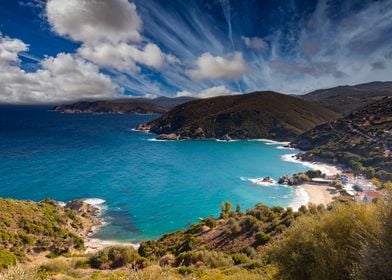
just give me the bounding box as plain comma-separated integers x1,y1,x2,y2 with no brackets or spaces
293,97,392,176
0,198,99,266
2,197,392,280
142,91,339,141
52,96,195,115
302,81,392,114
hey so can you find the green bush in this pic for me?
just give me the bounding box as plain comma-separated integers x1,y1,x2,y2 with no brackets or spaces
89,246,142,269
255,232,270,246
0,250,16,269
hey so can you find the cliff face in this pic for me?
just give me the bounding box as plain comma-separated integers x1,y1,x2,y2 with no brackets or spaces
146,92,339,141
293,97,392,174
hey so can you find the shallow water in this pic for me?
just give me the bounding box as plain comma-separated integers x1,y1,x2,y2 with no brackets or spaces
0,106,310,242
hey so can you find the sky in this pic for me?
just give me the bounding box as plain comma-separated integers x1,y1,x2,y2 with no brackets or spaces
0,0,391,104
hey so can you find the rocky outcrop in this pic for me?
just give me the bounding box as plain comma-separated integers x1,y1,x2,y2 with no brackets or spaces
65,200,100,218
156,133,180,140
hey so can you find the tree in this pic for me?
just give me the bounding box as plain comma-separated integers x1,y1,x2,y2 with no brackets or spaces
349,160,364,175
364,167,375,179
220,201,232,219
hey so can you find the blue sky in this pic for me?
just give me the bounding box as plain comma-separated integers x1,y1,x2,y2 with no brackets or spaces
0,0,391,104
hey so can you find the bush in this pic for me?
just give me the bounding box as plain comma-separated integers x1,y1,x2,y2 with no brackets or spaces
204,216,217,228
89,246,142,269
176,250,233,268
255,232,270,246
0,250,16,269
271,203,379,280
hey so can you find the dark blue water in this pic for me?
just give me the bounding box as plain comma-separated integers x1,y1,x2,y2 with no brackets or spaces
0,106,309,242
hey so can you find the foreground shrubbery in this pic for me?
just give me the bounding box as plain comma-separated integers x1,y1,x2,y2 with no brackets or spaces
2,195,392,279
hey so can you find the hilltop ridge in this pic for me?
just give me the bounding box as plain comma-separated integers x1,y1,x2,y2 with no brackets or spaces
143,91,339,141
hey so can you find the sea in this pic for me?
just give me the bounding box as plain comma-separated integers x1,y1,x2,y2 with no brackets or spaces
0,106,311,242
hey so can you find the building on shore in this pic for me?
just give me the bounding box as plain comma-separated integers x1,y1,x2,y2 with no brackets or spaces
355,191,383,203
311,178,334,185
353,179,376,192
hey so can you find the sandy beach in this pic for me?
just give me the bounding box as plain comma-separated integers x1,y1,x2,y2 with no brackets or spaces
281,153,342,176
300,183,338,205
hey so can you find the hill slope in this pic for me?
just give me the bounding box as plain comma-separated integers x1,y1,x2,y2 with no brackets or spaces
293,97,392,175
302,81,392,114
53,96,195,115
144,91,339,141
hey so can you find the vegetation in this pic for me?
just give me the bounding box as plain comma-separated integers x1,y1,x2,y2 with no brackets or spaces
302,81,392,114
146,91,339,141
0,198,87,265
53,96,195,115
294,97,392,178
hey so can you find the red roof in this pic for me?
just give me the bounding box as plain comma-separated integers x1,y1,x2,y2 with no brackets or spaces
365,191,383,198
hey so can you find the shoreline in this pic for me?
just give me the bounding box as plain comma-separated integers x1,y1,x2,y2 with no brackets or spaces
281,153,342,176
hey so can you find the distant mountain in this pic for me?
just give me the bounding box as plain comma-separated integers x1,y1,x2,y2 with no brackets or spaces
293,97,392,175
302,81,392,114
142,91,339,141
53,96,196,114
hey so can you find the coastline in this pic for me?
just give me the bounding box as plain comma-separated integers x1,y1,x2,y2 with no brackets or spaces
281,153,342,176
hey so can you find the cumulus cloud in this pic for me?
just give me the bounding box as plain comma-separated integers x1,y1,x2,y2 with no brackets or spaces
177,85,239,98
188,52,247,80
0,36,118,104
46,0,175,73
241,36,268,50
46,0,142,43
78,42,165,73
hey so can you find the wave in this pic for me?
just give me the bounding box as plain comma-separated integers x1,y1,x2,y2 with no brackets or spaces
216,139,238,142
288,186,309,211
129,128,150,133
83,198,106,206
249,139,290,145
276,145,296,150
240,176,277,186
147,138,169,142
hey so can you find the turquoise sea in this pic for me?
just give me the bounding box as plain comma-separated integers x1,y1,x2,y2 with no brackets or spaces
0,106,310,242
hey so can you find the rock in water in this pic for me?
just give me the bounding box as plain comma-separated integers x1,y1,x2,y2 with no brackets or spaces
156,133,180,140
65,200,100,217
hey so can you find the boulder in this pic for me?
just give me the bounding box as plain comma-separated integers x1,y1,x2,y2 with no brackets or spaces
157,133,180,140
65,200,99,217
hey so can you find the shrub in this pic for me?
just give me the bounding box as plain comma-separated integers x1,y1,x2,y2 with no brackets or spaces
0,250,16,269
204,216,217,228
255,232,270,246
271,203,379,280
89,246,141,269
176,250,233,268
159,254,175,267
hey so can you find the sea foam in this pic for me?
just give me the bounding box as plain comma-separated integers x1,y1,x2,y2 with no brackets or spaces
240,176,277,186
288,187,309,211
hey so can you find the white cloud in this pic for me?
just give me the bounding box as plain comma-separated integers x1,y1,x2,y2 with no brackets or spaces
0,36,119,104
46,0,142,44
177,85,239,98
46,0,175,73
78,42,165,73
241,36,268,50
188,52,247,80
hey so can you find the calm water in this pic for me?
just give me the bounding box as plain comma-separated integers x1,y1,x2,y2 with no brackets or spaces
0,106,309,242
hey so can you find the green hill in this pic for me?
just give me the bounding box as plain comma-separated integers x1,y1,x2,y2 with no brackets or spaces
302,81,392,114
293,97,392,177
145,91,339,141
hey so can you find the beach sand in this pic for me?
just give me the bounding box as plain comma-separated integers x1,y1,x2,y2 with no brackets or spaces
300,183,338,205
281,153,342,176
84,238,139,253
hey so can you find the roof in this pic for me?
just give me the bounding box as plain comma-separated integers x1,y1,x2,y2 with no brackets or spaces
365,191,383,198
